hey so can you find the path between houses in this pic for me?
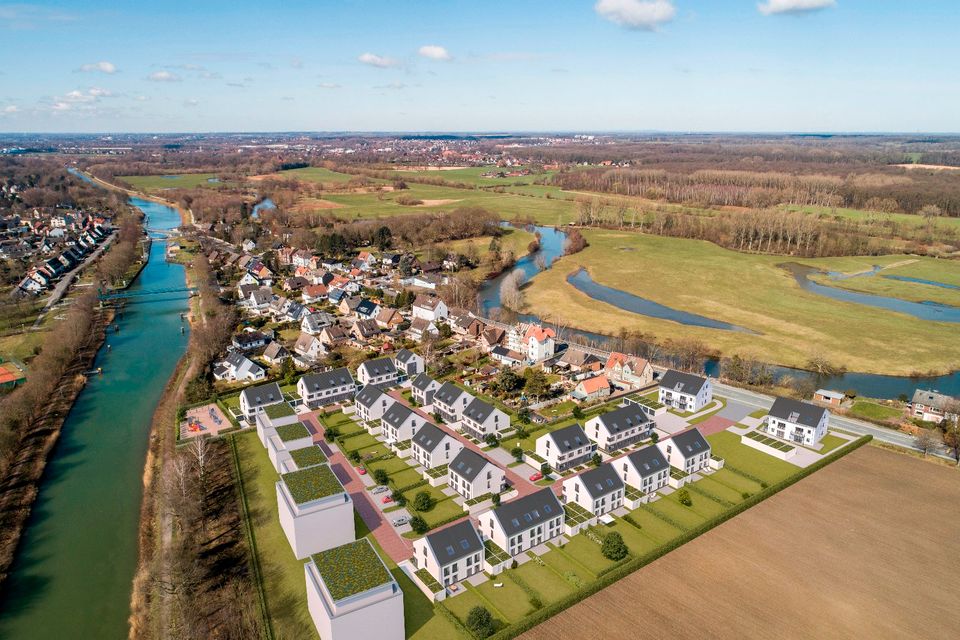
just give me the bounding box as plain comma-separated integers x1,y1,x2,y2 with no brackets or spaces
300,412,414,563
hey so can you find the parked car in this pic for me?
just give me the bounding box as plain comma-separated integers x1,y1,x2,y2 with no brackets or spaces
356,466,366,475
392,516,410,527
529,472,543,482
381,495,394,504
371,485,389,494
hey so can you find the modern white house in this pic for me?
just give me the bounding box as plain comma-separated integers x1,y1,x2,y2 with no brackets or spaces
394,348,425,378
432,382,475,424
239,382,286,421
381,403,427,444
410,422,463,470
620,445,670,495
658,369,713,413
562,463,624,516
412,294,448,322
277,463,354,559
354,385,395,423
765,396,830,445
267,420,314,473
255,403,301,447
213,351,266,382
448,448,505,500
412,520,484,588
585,404,653,453
297,367,356,408
357,357,398,388
479,488,564,557
411,373,440,406
305,539,404,640
459,398,510,440
535,423,596,472
658,428,711,475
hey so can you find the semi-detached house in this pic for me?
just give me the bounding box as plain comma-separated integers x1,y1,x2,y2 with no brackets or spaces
765,396,829,445
535,423,596,472
459,397,509,440
354,385,395,423
448,448,505,500
357,357,398,388
585,404,652,453
410,422,463,470
297,367,356,408
433,382,475,423
619,445,670,495
381,403,426,444
412,520,484,589
658,369,713,413
658,428,711,474
562,463,624,516
480,488,564,557
411,373,440,406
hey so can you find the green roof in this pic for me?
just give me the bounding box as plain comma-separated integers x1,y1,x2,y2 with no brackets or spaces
282,464,343,504
264,402,296,419
312,539,393,601
289,445,328,469
276,421,311,442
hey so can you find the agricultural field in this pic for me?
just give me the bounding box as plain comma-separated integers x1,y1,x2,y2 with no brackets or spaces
523,229,960,375
119,172,226,191
520,446,960,640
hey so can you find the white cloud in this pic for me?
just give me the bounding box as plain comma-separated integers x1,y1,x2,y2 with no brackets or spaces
87,87,112,98
358,52,398,68
184,98,199,107
418,45,451,61
758,0,836,15
2,105,18,114
318,83,341,89
595,0,676,31
375,82,407,90
0,4,76,29
147,70,181,82
79,61,117,74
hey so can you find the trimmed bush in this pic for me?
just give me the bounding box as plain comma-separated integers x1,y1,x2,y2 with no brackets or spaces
410,515,429,534
413,490,434,512
676,488,692,506
373,468,389,485
466,606,495,638
601,532,628,561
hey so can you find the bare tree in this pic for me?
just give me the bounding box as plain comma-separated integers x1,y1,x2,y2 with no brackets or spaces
913,429,940,457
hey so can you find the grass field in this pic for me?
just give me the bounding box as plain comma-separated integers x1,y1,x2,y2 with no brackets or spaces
523,229,960,374
520,446,960,640
388,166,555,188
119,173,226,191
848,400,903,422
801,255,960,307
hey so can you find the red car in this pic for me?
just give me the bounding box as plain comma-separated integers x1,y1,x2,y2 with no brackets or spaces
381,495,393,504
529,472,543,482
356,466,366,475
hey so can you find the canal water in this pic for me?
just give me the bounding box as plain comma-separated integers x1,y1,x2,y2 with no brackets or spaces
0,198,190,639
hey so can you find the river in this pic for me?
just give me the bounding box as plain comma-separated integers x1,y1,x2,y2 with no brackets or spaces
478,224,960,400
0,197,190,639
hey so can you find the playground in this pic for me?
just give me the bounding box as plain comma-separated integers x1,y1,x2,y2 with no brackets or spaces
179,403,231,439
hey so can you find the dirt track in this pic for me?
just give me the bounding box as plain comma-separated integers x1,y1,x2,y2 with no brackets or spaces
522,446,960,640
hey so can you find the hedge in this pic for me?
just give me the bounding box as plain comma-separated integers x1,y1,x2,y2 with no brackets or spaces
394,478,429,494
485,435,872,640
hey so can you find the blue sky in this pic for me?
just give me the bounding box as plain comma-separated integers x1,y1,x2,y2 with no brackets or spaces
0,0,957,133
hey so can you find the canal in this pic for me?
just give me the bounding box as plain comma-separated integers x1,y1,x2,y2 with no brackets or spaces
0,197,190,639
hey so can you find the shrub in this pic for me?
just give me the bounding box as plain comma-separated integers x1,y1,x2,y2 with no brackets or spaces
572,406,585,420
677,488,692,506
601,532,629,561
591,453,602,467
410,515,429,534
373,468,389,485
741,491,752,500
466,606,495,638
650,431,659,444
510,559,518,569
484,433,499,447
413,490,434,512
540,463,551,475
492,493,501,507
323,426,340,442
391,491,407,507
395,195,424,206
349,450,361,463
510,446,524,462
529,597,542,610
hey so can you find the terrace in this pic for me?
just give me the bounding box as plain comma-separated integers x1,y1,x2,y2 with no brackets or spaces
744,430,796,453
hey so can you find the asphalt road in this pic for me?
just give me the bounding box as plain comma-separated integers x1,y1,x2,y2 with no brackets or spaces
31,231,118,327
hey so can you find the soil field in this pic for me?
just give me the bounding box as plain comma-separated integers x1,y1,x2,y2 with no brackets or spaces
521,445,960,640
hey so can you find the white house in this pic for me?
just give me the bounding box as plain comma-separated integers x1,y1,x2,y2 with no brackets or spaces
585,404,653,453
267,421,314,473
412,294,448,322
394,348,425,377
562,463,624,516
277,463,354,559
459,398,510,441
448,448,505,500
381,403,427,444
619,445,670,495
305,539,404,640
298,367,356,408
411,373,440,406
213,351,266,382
356,357,398,388
521,324,555,363
433,382,475,423
604,352,653,388
294,332,325,363
255,403,301,448
765,396,830,445
658,370,713,413
354,385,395,423
658,428,711,474
410,422,463,469
479,488,564,557
239,382,285,421
412,520,484,589
535,423,596,472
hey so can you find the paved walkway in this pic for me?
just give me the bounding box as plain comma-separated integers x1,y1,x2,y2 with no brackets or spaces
694,415,736,436
301,411,414,563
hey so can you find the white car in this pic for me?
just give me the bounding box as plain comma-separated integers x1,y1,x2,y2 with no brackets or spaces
392,516,410,527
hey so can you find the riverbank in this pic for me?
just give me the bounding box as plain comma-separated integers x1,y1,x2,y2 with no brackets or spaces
71,169,194,227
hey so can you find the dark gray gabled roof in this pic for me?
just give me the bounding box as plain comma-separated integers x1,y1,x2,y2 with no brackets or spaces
411,422,447,453
491,488,562,537
424,520,483,567
669,428,711,459
300,367,354,392
355,299,378,316
659,369,708,396
434,381,468,406
576,464,624,499
395,348,418,364
768,397,828,428
462,398,498,424
411,372,437,391
240,382,283,408
355,385,389,409
911,388,956,412
596,405,651,434
626,445,668,478
449,448,491,482
547,423,591,452
382,403,416,429
358,357,397,378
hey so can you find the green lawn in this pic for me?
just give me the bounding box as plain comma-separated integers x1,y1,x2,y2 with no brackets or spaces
404,485,463,528
707,430,799,485
120,173,226,191
509,562,576,604
815,433,850,456
848,400,903,422
471,579,533,623
707,467,764,495
802,255,960,307
618,505,684,543
273,166,365,185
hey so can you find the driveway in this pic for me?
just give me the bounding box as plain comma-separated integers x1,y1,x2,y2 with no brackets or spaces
654,412,689,435
716,399,755,423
